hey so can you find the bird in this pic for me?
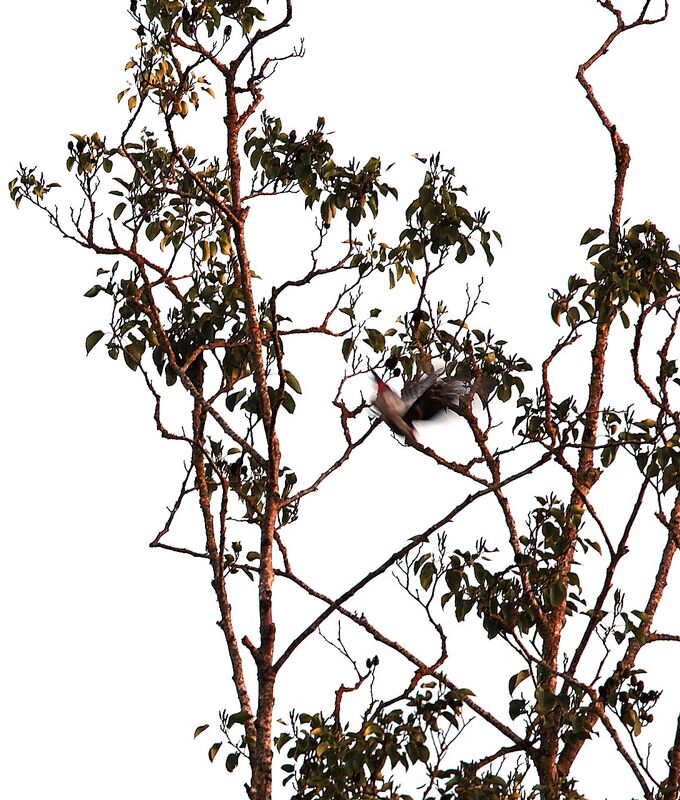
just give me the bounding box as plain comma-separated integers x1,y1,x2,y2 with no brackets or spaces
372,367,491,446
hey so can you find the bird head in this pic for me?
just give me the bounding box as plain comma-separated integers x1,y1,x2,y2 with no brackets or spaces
371,370,389,394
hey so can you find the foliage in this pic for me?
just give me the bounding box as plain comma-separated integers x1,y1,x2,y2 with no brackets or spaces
10,2,680,800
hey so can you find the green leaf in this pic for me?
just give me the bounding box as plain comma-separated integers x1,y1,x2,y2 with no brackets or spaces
580,227,604,246
281,392,296,414
498,382,512,402
601,445,617,468
363,722,383,736
587,242,608,259
662,464,679,493
584,538,602,555
420,561,436,591
509,699,525,720
275,732,292,752
225,388,247,411
342,337,353,362
113,202,126,220
165,364,178,386
535,687,557,715
548,581,566,608
551,301,562,326
508,669,531,694
208,742,222,762
125,339,144,365
366,328,385,353
228,710,250,728
285,370,302,394
225,752,240,772
347,206,361,226
194,724,209,738
146,221,161,240
85,330,105,354
123,350,139,371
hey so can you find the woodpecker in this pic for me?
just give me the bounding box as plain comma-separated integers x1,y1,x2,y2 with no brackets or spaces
372,368,490,445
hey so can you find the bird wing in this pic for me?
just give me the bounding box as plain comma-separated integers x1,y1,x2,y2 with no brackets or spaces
400,368,444,410
404,376,471,422
400,365,498,423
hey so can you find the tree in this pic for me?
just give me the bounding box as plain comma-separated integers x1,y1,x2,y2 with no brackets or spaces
9,1,680,798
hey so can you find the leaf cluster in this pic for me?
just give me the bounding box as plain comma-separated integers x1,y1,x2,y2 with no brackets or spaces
276,683,467,800
245,114,396,227
551,223,680,329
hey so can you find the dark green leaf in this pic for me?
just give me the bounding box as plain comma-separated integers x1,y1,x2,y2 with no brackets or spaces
281,392,296,414
420,561,435,591
146,221,161,240
498,383,512,402
285,370,302,394
85,330,105,354
366,328,385,353
228,710,250,728
535,687,557,715
601,445,617,468
580,227,604,245
342,337,353,362
548,581,566,608
123,350,139,371
508,669,531,695
125,339,144,365
225,389,247,412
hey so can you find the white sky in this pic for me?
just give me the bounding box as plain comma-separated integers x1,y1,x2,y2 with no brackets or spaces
3,1,680,798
